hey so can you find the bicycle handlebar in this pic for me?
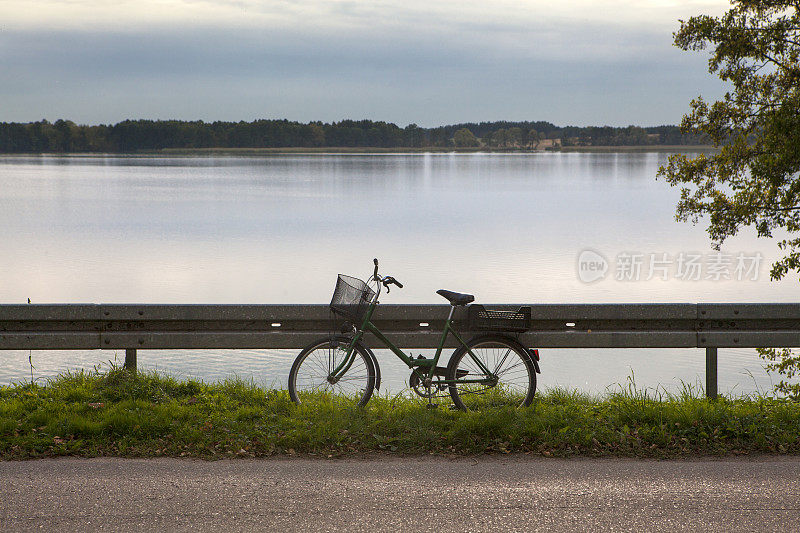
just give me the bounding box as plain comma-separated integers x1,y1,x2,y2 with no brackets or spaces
372,258,403,291
385,276,403,288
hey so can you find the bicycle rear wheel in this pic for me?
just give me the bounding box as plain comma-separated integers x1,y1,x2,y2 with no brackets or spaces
446,335,536,411
288,336,376,406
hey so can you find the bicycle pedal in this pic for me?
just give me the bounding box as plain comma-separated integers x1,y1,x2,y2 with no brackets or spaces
426,403,439,409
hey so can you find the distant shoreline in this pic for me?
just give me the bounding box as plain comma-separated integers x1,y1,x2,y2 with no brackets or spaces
560,145,717,153
0,145,718,157
158,145,718,155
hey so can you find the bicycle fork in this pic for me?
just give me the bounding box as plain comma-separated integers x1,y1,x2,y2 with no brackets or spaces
327,333,363,384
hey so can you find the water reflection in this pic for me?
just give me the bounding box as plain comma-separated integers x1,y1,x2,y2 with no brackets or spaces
0,153,794,393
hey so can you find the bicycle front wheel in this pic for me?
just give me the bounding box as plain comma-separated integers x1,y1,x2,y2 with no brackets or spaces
446,335,536,411
288,336,376,406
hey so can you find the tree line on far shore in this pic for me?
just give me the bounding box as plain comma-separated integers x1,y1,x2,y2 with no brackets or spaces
0,118,708,153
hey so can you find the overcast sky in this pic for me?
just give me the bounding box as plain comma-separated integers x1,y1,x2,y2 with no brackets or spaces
1,0,731,127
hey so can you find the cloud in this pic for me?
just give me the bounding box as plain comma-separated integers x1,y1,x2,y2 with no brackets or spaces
4,0,731,32
0,1,730,125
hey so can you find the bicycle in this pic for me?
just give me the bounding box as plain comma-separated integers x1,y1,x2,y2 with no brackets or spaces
288,259,540,410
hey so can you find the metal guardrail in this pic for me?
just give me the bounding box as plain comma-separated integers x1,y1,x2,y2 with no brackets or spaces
2,303,800,398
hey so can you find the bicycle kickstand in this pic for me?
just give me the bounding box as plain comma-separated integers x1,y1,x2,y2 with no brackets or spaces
426,387,438,409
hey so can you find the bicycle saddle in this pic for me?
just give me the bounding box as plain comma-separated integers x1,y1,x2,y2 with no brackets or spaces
436,289,475,306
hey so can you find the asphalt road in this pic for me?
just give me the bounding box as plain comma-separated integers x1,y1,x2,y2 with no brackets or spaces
2,456,799,532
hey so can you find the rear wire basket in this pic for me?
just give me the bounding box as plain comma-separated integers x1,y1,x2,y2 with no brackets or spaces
468,305,531,332
330,274,377,324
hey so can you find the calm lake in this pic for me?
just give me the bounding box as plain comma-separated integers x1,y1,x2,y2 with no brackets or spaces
1,153,796,395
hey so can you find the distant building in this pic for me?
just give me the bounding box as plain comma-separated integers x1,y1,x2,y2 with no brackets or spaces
536,138,561,149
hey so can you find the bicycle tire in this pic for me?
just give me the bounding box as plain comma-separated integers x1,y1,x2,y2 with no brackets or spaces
446,334,536,411
288,336,376,406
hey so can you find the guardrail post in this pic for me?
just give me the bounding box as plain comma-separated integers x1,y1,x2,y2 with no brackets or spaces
705,347,717,399
124,349,137,372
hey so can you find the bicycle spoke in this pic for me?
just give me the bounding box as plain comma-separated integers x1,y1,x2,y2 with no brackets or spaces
449,339,535,410
289,339,375,406
493,348,512,375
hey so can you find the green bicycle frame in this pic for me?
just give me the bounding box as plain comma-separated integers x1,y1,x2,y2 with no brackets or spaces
329,296,495,385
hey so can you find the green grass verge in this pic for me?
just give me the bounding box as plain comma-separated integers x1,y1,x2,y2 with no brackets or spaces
1,368,798,459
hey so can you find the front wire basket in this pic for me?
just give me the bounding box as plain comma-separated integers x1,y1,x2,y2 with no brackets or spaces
468,304,531,332
330,274,377,324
